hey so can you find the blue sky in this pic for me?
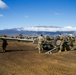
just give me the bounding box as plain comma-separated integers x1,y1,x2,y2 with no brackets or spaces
0,0,76,29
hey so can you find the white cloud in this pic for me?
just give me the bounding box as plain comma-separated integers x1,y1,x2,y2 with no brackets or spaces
64,26,73,29
54,12,64,15
17,26,76,32
0,0,8,9
0,14,3,17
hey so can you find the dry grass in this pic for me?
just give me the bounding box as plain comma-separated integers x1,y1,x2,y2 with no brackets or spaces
0,40,76,75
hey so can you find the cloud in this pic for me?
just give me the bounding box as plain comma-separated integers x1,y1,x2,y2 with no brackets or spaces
54,12,64,15
17,26,76,32
0,0,8,9
0,14,3,17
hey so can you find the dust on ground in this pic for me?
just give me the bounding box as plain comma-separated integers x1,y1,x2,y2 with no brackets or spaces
0,40,76,75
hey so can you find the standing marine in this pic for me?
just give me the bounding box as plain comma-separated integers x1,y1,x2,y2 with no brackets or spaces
2,35,8,52
37,34,44,53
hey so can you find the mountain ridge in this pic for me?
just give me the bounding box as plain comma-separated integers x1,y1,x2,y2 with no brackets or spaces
0,26,76,36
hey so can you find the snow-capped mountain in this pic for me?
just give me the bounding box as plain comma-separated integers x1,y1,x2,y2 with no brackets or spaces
15,26,76,32
0,26,76,36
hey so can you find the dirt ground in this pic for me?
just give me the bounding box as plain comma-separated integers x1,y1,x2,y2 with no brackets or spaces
0,40,76,75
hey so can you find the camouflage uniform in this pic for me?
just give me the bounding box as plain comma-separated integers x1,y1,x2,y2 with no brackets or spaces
54,35,63,52
2,39,8,52
61,37,70,52
59,34,63,40
38,34,44,53
58,34,63,51
71,46,76,50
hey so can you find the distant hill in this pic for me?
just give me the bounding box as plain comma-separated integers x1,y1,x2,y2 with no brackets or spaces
0,26,76,36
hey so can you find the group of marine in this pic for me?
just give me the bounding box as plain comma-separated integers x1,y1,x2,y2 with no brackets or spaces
0,34,76,54
37,34,76,54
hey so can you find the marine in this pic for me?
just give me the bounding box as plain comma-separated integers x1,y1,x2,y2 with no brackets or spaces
37,34,44,53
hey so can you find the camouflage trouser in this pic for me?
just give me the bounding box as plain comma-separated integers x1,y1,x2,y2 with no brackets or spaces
55,45,61,52
61,42,70,52
71,46,76,50
38,42,43,53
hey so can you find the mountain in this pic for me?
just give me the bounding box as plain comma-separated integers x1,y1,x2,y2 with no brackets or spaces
0,26,76,36
13,26,76,32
